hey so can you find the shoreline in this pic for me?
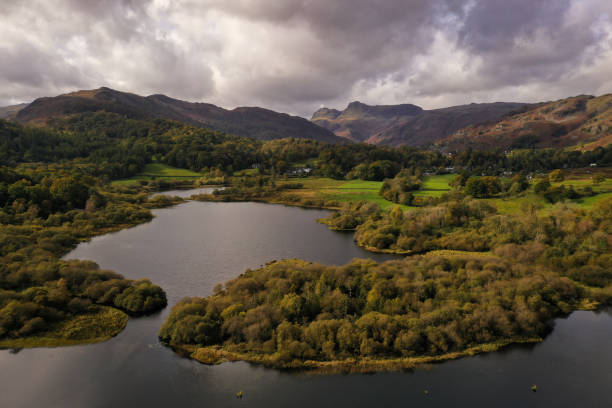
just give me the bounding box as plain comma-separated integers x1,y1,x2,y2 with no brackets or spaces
0,306,128,349
169,337,544,375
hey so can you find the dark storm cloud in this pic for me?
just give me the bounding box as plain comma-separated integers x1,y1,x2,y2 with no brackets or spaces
197,0,452,77
179,0,465,112
458,0,572,53
456,0,608,85
0,0,611,115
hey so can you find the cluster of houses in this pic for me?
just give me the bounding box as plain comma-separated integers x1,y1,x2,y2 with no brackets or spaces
286,167,312,177
250,163,313,177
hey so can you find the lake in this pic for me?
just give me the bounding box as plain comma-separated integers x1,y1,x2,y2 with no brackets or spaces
1,198,610,408
149,186,221,198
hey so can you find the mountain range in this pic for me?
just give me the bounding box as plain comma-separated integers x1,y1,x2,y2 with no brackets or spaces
2,88,611,150
11,87,344,144
311,100,530,146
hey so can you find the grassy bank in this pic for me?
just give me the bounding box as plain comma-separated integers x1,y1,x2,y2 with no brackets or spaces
481,171,612,214
174,337,543,374
275,178,394,209
112,163,204,186
414,174,455,197
272,175,456,210
0,306,128,348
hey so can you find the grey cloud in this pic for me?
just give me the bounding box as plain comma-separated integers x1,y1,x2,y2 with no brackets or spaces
0,0,611,116
188,0,461,113
200,0,444,53
0,41,89,105
0,0,216,104
458,0,572,53
1,44,80,86
456,0,606,84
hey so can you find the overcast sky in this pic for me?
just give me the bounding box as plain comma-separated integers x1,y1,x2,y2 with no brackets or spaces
2,0,612,117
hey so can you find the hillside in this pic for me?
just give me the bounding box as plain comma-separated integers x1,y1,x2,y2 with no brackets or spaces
312,101,423,142
15,87,344,143
0,103,28,120
312,101,528,146
438,94,612,151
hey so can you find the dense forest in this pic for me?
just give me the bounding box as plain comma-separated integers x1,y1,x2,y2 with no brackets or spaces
160,197,612,370
4,114,612,182
0,133,171,345
326,195,612,287
159,254,603,371
324,194,612,278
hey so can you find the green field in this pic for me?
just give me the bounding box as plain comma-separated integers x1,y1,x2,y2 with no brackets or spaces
323,189,399,209
310,179,396,208
573,191,612,208
414,174,455,197
276,175,458,209
484,194,545,215
552,176,612,192
276,178,397,209
319,173,612,213
233,168,259,176
484,175,612,214
327,175,457,206
112,163,203,185
547,174,612,209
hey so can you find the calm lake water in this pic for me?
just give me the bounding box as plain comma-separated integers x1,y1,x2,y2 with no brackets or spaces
1,197,611,407
149,186,221,198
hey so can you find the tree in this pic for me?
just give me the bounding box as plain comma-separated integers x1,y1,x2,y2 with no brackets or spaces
465,177,501,198
593,175,605,184
390,206,404,223
549,169,564,182
50,176,89,208
534,179,551,194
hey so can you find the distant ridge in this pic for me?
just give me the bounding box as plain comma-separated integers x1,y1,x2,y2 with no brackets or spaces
312,102,423,143
312,100,529,146
16,87,345,143
437,94,612,151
